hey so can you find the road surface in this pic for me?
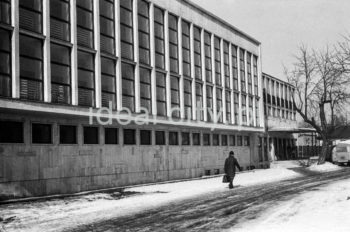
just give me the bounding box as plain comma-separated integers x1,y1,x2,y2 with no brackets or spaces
67,168,350,232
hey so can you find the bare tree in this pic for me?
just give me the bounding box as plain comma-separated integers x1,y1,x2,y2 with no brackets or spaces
285,42,350,164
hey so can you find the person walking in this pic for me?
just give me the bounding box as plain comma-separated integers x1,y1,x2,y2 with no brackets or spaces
224,151,242,189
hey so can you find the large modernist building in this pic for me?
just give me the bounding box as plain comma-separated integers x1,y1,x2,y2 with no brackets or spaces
0,0,269,197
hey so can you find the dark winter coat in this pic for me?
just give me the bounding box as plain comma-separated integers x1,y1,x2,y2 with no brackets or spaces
224,156,241,177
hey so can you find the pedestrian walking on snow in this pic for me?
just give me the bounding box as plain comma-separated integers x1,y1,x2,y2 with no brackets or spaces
224,151,242,189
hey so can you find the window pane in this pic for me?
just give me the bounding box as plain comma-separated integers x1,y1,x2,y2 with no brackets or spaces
0,121,23,143
84,127,99,144
105,128,118,144
155,131,165,145
124,129,136,145
169,131,178,145
140,130,151,145
181,132,190,145
60,125,77,144
32,123,52,144
193,133,200,146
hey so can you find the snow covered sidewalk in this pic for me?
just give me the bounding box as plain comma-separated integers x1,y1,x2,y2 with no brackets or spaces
232,177,350,232
0,162,343,232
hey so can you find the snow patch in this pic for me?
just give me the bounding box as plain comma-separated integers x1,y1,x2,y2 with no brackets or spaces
307,162,342,172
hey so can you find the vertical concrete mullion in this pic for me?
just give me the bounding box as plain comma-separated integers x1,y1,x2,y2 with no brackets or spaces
251,54,256,127
94,0,101,108
237,46,242,126
115,0,122,111
149,3,157,116
43,0,51,102
71,0,78,105
220,38,226,124
190,23,196,121
228,43,235,124
211,34,216,123
133,0,140,113
164,11,171,117
201,29,207,122
11,0,19,98
244,50,248,126
178,17,184,119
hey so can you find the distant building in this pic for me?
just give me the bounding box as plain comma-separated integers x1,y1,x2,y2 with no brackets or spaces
0,0,268,197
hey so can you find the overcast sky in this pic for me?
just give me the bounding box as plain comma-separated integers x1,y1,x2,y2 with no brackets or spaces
191,0,350,81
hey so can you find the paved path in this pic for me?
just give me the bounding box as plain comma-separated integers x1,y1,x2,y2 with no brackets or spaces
67,168,350,232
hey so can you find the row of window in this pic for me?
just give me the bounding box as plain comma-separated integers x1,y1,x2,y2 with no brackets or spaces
0,0,260,126
0,121,251,146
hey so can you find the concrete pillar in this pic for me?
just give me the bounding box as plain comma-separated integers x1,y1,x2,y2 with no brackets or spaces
71,0,78,105
11,0,20,98
43,0,51,102
150,3,157,116
133,0,140,113
94,0,101,108
115,0,122,111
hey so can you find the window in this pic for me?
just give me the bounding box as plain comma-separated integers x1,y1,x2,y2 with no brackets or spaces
184,79,192,119
120,0,134,60
244,136,250,146
123,129,136,145
253,56,258,95
214,36,221,86
19,0,43,33
222,134,228,146
0,121,23,143
105,128,118,144
203,133,210,146
169,131,178,145
101,57,116,108
226,91,232,124
223,41,230,88
100,0,115,54
78,50,95,107
84,126,99,144
168,14,178,74
50,0,70,42
76,0,94,48
122,62,135,112
156,72,166,116
155,131,165,145
247,52,252,94
232,45,238,91
195,83,203,121
193,26,202,80
138,0,150,65
51,43,71,104
0,0,11,25
240,49,246,93
216,88,223,123
249,97,253,126
20,35,43,101
193,133,200,146
229,135,235,146
206,85,213,122
242,94,247,124
0,28,11,97
154,7,165,69
140,130,151,145
182,20,191,78
138,67,152,113
204,31,212,83
32,123,52,144
234,93,239,124
171,75,180,118
237,135,243,146
213,134,219,146
181,132,190,145
60,125,77,144
255,98,260,127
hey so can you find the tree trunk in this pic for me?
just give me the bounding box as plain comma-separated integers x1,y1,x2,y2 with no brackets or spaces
318,139,330,165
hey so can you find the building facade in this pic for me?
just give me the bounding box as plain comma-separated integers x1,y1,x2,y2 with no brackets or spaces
262,73,298,160
0,0,268,197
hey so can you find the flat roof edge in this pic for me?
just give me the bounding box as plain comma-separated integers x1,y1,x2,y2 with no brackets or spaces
180,0,261,46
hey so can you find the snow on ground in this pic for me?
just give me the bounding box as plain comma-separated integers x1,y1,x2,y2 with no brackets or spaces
232,177,350,232
307,161,342,172
0,167,302,232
